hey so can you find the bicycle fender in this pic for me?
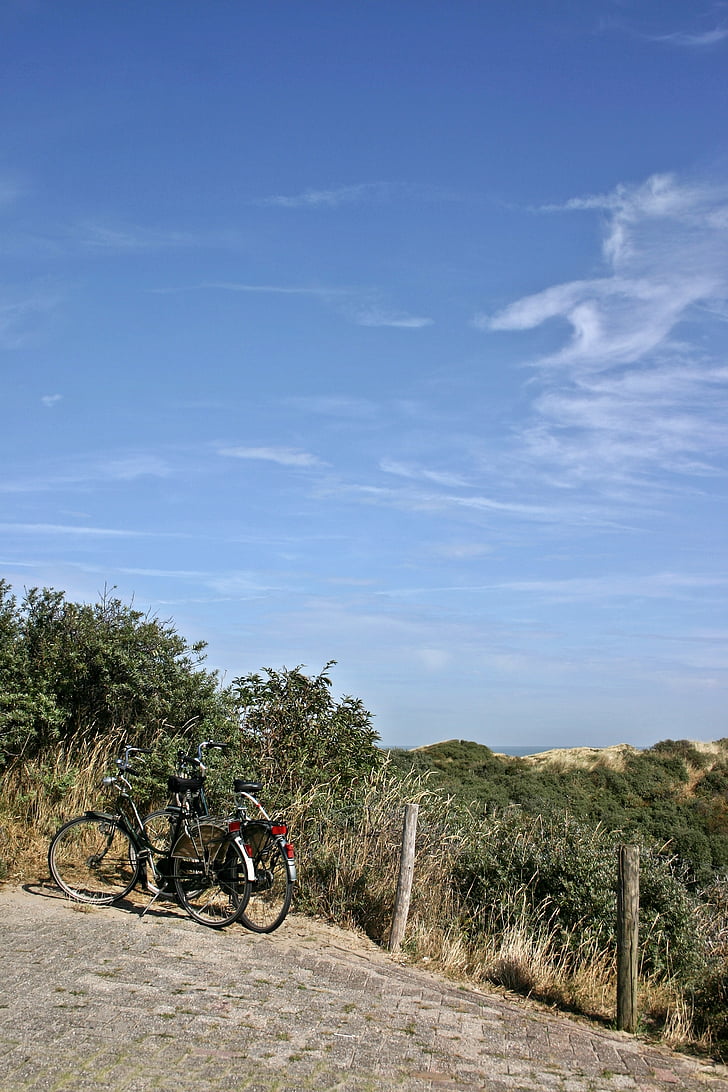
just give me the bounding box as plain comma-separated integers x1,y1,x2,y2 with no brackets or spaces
84,810,139,845
234,836,257,882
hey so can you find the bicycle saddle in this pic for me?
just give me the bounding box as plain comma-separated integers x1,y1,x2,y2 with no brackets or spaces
168,775,204,793
234,779,262,794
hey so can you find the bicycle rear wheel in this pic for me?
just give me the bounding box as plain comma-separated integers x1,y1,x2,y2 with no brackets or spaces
142,807,178,854
173,825,251,928
238,839,293,933
49,815,139,904
139,807,181,895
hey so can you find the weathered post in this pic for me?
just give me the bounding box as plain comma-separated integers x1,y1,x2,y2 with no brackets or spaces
616,844,640,1033
388,803,419,953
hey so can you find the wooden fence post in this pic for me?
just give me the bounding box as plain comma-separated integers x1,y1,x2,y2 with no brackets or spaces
388,803,419,953
616,844,640,1033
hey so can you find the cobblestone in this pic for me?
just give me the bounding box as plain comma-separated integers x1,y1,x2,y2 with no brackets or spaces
1,885,727,1091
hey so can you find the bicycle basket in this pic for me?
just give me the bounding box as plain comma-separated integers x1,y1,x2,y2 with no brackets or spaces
172,818,228,860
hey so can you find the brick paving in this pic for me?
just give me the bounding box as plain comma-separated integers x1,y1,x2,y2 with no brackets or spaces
1,885,727,1092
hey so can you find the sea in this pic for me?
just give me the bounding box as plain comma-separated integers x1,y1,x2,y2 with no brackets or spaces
493,746,552,756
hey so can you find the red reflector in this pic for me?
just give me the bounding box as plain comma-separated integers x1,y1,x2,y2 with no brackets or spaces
227,819,241,833
271,824,287,836
285,843,295,859
244,844,253,856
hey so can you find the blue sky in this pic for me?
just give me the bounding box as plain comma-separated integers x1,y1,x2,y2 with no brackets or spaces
2,1,728,749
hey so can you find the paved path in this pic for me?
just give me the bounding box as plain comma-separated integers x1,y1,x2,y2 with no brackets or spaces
1,885,727,1092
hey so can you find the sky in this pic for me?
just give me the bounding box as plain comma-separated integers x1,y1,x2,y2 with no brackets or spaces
2,0,728,750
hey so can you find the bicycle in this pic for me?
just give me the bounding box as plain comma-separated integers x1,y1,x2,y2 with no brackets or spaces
231,776,297,933
48,745,255,928
142,741,296,933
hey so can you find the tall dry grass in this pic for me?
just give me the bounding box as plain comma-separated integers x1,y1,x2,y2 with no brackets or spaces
0,726,173,882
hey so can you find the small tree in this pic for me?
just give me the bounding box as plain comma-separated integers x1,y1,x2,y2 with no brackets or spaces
231,661,380,798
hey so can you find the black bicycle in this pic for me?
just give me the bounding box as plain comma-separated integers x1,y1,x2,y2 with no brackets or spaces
142,741,296,933
48,745,254,928
232,777,296,934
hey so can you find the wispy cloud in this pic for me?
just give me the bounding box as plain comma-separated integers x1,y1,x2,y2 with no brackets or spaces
346,304,433,329
380,458,469,488
202,281,343,299
219,446,323,468
77,221,241,254
605,14,728,50
478,173,728,493
204,281,432,329
0,522,151,538
41,394,62,409
376,571,728,605
78,221,197,251
653,27,728,47
260,182,394,208
258,181,453,209
0,288,60,349
0,452,172,493
492,571,728,604
484,174,728,373
118,566,282,599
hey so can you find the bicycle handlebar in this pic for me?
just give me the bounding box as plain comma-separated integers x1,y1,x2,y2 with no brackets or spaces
177,741,228,775
114,745,153,774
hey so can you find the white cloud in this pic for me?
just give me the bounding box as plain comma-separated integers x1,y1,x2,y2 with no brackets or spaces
0,289,60,349
258,181,453,209
480,173,728,493
260,183,390,208
380,458,469,488
99,455,171,480
259,181,458,208
79,222,193,251
349,304,433,329
203,282,343,299
493,571,728,604
219,446,323,468
653,27,728,47
78,221,240,254
206,281,432,330
41,394,62,408
0,522,150,537
487,174,728,375
0,451,172,493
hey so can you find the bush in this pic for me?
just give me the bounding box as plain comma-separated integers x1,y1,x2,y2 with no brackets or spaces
231,662,381,803
0,582,231,768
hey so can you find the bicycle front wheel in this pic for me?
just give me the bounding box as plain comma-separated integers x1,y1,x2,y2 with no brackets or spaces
238,839,293,933
49,815,139,904
173,826,251,928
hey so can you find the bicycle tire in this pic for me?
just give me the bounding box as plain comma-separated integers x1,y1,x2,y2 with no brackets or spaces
173,825,251,928
142,807,178,854
238,838,293,933
138,807,181,895
49,815,139,904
